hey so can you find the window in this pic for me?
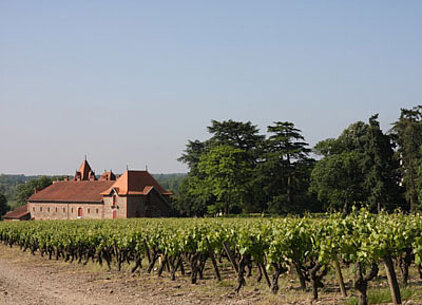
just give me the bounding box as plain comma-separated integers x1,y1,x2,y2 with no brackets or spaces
40,207,42,212
56,207,58,212
71,208,74,213
63,207,65,213
87,208,90,214
47,207,50,212
33,207,35,212
96,208,99,214
113,194,117,206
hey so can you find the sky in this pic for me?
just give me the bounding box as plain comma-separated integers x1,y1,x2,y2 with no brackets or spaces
1,1,421,175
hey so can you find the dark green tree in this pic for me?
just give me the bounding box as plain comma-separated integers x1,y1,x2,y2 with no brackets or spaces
0,192,9,217
391,106,422,211
207,119,264,162
311,116,403,213
256,122,313,213
362,114,402,212
178,140,208,175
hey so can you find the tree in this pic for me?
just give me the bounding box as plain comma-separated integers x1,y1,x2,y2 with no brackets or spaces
391,106,422,211
171,176,211,216
0,192,8,217
15,176,57,206
362,114,402,212
178,120,265,215
311,116,403,213
256,122,314,213
191,145,251,214
310,152,365,212
207,119,264,163
178,140,208,176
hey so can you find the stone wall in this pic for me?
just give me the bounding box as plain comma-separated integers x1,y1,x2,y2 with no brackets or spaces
28,191,170,220
29,202,104,220
126,191,170,218
102,195,127,219
148,191,170,217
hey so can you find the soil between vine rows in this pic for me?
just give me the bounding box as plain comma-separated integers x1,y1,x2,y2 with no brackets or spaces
0,244,421,305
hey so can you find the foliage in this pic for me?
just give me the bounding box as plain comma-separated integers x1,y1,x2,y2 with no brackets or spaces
15,176,61,206
310,115,404,212
391,105,422,211
0,192,8,217
310,152,364,211
179,120,317,215
191,145,251,214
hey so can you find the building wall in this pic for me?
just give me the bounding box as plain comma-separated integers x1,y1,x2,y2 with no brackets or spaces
28,202,104,220
126,192,170,218
103,195,127,219
127,196,146,217
28,192,170,220
149,192,170,217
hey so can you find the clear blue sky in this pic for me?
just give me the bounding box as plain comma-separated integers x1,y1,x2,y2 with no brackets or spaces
1,1,421,175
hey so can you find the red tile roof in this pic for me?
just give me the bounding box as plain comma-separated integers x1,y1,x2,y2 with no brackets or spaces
28,181,115,203
73,160,96,181
101,171,172,196
3,204,30,219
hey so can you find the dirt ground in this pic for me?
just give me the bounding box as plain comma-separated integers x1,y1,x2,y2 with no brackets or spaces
0,244,271,305
0,244,421,305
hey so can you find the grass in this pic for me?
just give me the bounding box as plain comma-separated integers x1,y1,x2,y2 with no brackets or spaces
345,286,417,305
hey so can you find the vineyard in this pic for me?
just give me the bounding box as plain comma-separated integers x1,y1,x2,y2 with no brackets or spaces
0,209,421,305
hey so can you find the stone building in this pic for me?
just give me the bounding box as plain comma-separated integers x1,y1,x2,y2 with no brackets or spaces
3,204,31,221
26,159,172,220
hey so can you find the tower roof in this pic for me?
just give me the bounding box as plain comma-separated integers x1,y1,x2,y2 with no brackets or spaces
74,159,96,181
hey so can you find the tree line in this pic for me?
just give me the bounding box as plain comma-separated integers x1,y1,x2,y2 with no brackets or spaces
173,105,422,216
1,105,421,218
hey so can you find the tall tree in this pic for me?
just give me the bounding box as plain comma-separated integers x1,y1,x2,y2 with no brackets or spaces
362,114,401,212
311,116,403,213
310,121,368,212
178,120,265,215
207,119,264,159
191,145,251,214
178,140,208,175
391,106,422,211
257,122,313,213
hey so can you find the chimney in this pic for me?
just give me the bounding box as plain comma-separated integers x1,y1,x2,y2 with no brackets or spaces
34,188,38,194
